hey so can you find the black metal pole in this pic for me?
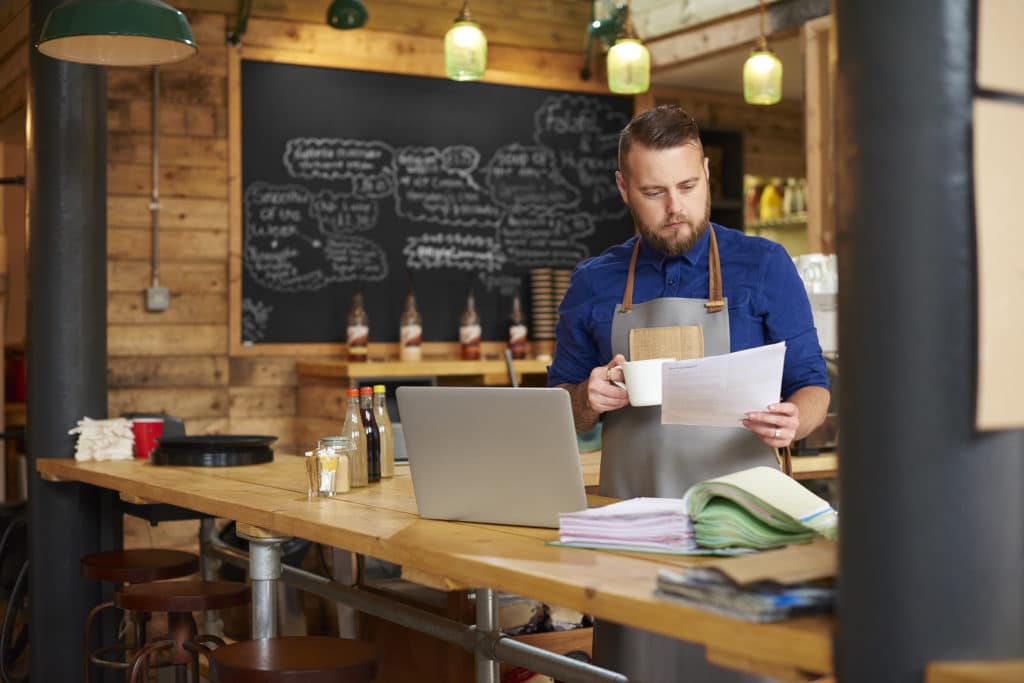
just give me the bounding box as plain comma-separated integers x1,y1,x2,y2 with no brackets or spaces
26,1,120,681
836,2,1024,682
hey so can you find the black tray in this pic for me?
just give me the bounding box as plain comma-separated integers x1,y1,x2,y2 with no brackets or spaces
150,435,277,467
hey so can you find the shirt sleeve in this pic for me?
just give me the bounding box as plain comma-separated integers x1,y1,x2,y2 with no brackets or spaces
758,243,830,398
547,266,602,387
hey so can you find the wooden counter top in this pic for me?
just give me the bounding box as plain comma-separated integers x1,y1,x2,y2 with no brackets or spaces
37,454,834,679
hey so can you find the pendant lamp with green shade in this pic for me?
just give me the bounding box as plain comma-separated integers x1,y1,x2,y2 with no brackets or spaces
37,0,197,67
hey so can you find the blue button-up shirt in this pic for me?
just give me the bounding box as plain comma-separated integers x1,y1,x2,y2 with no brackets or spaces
547,224,829,399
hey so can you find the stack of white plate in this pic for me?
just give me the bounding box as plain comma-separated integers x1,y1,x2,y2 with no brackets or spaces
552,269,572,316
530,268,556,341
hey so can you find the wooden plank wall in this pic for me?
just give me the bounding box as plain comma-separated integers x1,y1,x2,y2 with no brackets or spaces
105,13,301,451
654,87,806,179
104,3,598,455
0,0,28,122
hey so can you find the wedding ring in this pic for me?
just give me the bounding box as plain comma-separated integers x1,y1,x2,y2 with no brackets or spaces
773,428,780,439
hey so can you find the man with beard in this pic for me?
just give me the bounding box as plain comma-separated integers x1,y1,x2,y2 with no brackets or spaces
548,105,830,682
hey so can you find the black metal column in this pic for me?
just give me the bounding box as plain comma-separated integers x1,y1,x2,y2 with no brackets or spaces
26,0,121,681
836,2,1024,682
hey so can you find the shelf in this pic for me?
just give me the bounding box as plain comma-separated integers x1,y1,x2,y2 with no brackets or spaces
296,358,550,380
747,213,808,230
711,198,744,210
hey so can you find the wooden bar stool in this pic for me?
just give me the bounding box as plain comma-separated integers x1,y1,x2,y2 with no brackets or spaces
81,549,199,681
123,580,251,683
185,636,378,683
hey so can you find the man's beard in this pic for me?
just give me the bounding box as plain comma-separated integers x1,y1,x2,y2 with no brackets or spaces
632,192,711,257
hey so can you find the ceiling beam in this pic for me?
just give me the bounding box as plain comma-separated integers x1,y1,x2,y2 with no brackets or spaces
646,0,830,72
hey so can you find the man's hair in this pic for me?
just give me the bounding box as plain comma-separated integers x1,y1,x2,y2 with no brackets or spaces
618,105,702,175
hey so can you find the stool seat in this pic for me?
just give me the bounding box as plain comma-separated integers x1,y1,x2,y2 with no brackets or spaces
206,636,377,683
81,549,198,583
116,581,251,613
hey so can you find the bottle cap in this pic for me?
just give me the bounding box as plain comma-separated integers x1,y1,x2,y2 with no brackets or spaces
359,386,372,395
373,384,385,393
346,388,359,397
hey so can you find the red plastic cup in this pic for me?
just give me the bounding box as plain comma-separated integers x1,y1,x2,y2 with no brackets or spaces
131,418,164,460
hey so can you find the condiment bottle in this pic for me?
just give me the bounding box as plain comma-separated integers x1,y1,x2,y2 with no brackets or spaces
346,288,369,362
459,288,481,360
759,181,782,222
360,386,381,483
399,285,423,362
783,178,798,216
507,292,528,360
342,388,368,487
373,384,395,478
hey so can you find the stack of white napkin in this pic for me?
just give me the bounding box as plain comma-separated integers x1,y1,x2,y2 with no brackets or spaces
68,417,135,462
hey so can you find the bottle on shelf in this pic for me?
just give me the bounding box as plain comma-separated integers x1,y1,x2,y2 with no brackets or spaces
360,386,381,483
372,384,395,478
346,288,369,363
507,292,528,360
342,388,369,487
783,178,798,216
794,178,807,214
459,288,481,360
399,282,423,362
759,180,782,222
744,175,762,225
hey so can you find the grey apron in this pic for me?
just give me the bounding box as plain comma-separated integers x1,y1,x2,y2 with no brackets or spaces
594,233,777,683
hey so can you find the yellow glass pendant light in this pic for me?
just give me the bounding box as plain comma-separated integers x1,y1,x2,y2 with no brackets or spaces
606,0,649,94
445,1,487,81
743,0,783,105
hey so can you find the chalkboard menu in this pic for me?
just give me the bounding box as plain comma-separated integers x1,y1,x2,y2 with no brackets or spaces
240,59,634,346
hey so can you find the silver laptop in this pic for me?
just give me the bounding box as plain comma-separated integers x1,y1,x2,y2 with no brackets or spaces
396,386,588,528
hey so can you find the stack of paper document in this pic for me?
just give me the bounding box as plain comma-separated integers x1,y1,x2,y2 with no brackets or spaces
555,466,837,554
683,466,838,549
655,566,835,622
557,497,697,553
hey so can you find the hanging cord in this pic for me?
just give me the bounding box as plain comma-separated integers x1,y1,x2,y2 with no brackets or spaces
150,66,161,291
758,0,768,50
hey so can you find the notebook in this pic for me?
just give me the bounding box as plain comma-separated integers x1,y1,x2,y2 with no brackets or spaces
396,386,588,528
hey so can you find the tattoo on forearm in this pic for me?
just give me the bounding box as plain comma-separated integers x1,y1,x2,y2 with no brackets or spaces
560,382,599,434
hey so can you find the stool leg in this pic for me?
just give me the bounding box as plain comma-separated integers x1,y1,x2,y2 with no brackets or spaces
186,635,223,683
82,600,114,683
127,638,174,683
199,519,224,638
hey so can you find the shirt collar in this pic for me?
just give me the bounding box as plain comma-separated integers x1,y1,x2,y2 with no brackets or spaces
636,224,713,271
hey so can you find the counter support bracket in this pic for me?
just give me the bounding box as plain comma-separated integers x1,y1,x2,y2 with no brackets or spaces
474,587,501,683
238,532,289,639
205,539,630,683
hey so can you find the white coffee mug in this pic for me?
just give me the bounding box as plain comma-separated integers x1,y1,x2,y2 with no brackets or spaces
608,357,675,407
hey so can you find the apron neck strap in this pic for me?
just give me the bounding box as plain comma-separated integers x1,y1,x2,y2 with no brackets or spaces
621,229,726,313
705,226,725,313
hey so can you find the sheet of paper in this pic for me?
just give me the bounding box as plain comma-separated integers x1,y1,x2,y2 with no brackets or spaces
977,0,1024,96
660,341,786,428
975,98,1024,429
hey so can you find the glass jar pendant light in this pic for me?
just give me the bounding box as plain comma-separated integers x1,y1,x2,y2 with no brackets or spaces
445,1,487,81
743,0,783,105
606,0,649,95
37,0,196,66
